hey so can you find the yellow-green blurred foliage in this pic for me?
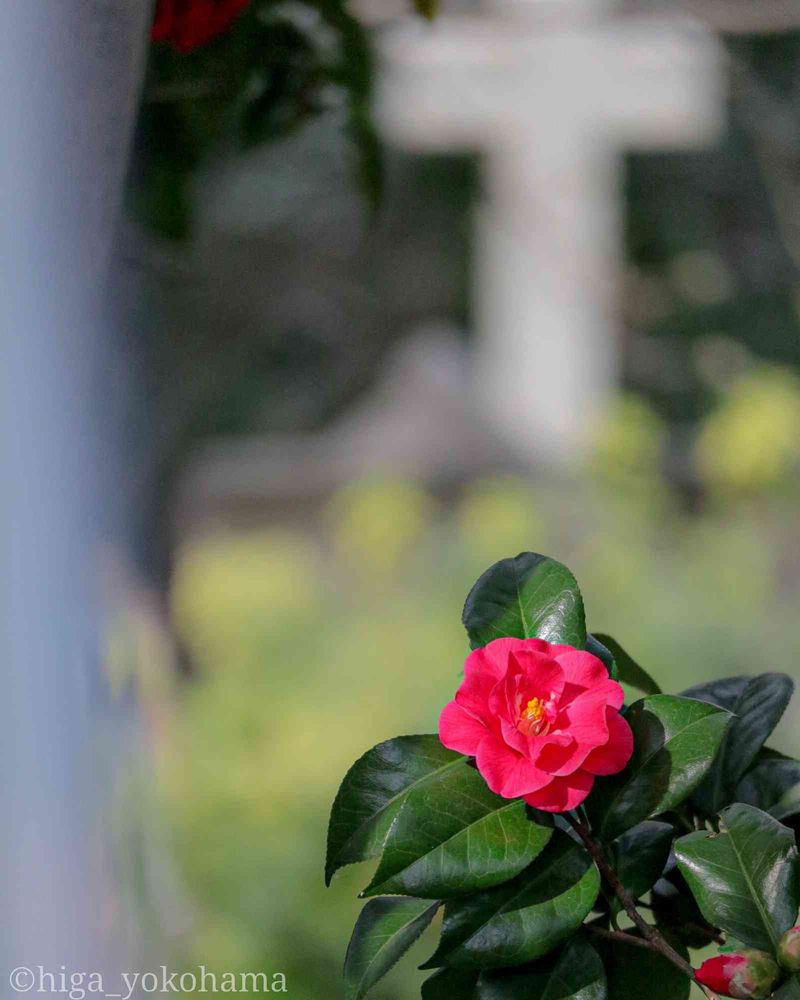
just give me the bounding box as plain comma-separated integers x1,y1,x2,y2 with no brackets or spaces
131,378,800,1000
589,393,666,494
695,366,800,493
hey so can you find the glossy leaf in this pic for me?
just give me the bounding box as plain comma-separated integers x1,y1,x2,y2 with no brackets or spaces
423,954,607,1000
675,803,800,952
681,675,750,708
326,735,463,885
736,753,800,822
774,976,800,999
423,830,600,970
422,969,479,1000
585,635,618,681
476,936,607,999
462,552,586,650
344,896,439,1000
608,821,673,916
363,762,552,898
589,695,731,841
687,673,794,815
591,634,660,695
651,871,721,950
602,932,689,999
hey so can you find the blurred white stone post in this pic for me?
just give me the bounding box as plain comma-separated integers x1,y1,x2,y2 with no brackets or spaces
377,0,724,465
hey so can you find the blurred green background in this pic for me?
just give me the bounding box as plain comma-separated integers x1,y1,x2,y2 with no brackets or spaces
109,379,800,998
111,5,800,997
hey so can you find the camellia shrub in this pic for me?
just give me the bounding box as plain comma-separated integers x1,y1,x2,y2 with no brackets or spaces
326,552,800,999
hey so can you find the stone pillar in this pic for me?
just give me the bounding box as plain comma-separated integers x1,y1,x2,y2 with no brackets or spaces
0,0,151,975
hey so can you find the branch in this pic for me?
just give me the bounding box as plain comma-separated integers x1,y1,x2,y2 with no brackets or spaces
565,814,721,1000
585,924,660,952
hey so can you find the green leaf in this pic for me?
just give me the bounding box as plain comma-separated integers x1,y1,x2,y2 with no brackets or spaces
588,695,731,841
591,634,660,695
422,969,479,1000
419,938,608,999
326,735,463,885
736,755,800,822
717,935,748,953
344,896,439,1000
774,976,800,999
476,936,607,999
423,830,600,970
674,803,800,952
585,635,618,681
602,932,690,999
651,873,720,950
363,762,553,898
608,822,673,916
686,673,794,816
681,675,750,706
462,553,586,650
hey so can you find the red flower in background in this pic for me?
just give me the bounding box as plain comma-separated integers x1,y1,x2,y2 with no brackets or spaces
152,0,250,53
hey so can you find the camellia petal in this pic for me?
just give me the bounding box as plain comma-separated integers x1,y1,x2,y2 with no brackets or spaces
465,637,545,683
582,709,634,776
476,735,552,798
537,686,623,776
439,700,489,756
523,769,596,812
552,649,611,699
488,651,565,727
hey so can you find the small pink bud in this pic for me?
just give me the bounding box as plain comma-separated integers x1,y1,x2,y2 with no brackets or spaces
779,925,800,972
696,950,780,999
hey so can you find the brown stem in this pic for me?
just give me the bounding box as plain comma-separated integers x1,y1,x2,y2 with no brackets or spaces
565,814,721,1000
585,925,660,952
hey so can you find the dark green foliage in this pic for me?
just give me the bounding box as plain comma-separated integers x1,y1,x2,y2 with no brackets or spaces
462,552,586,650
362,761,553,898
584,635,618,681
601,932,690,1000
478,936,606,999
607,821,673,916
344,896,439,999
422,832,600,970
737,753,800,822
326,735,463,885
327,551,800,998
591,634,660,695
588,695,731,841
684,673,794,816
675,803,800,952
651,866,722,951
421,968,480,1000
421,938,608,1000
134,0,382,238
775,977,800,999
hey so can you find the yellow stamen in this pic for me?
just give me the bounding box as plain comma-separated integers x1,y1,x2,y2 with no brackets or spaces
524,697,545,722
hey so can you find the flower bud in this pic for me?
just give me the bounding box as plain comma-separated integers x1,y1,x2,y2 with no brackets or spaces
779,925,800,971
696,950,781,999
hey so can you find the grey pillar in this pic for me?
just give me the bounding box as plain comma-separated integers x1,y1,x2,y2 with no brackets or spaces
1,0,152,976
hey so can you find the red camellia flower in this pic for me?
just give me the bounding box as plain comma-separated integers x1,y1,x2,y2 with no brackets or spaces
696,951,781,998
439,637,633,812
151,0,250,53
